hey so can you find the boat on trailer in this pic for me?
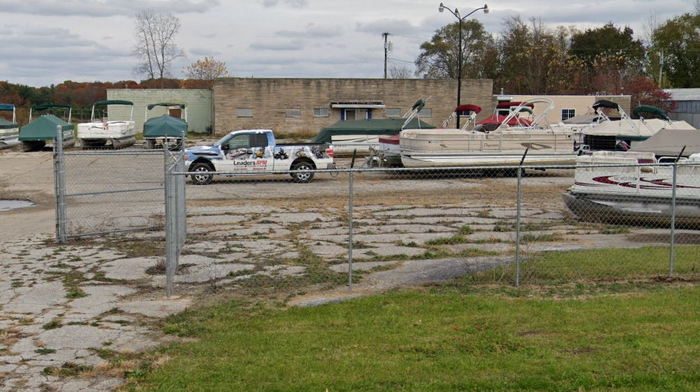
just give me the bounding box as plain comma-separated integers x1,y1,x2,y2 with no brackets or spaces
0,104,20,150
312,99,434,156
77,100,137,149
580,100,695,151
19,104,75,152
143,103,188,149
399,98,577,168
562,151,700,228
369,104,481,167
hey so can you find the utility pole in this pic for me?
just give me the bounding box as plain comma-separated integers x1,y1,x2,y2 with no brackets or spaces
383,32,390,79
658,50,664,88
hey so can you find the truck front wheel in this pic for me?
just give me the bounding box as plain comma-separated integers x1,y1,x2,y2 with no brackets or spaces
290,161,314,183
190,162,214,185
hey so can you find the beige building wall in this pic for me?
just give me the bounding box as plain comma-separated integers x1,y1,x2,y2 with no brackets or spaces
106,89,213,134
213,78,494,136
509,95,632,125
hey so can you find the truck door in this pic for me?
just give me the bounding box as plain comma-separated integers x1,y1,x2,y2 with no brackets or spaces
220,132,272,173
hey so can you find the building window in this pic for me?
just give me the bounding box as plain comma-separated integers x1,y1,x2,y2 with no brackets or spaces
313,108,329,117
561,109,575,121
237,108,253,118
286,109,301,118
385,108,401,117
418,108,432,117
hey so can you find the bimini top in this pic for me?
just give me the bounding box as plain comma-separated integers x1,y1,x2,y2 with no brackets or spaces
19,114,74,141
0,103,17,129
454,104,482,115
633,105,670,121
0,117,18,129
312,118,435,143
592,99,620,111
144,115,188,138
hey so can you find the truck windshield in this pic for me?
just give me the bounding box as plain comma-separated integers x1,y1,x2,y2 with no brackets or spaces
213,134,231,147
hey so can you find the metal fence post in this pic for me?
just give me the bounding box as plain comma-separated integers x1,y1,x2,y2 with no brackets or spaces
176,147,186,249
347,170,354,291
164,146,177,296
54,124,67,243
515,165,523,286
669,161,678,275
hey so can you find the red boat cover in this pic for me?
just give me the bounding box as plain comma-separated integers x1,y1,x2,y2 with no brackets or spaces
454,104,482,115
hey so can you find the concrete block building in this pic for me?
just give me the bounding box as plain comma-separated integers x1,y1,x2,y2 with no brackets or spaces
212,78,495,136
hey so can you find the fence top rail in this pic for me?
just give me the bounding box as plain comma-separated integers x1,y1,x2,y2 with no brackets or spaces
170,161,700,176
63,150,164,156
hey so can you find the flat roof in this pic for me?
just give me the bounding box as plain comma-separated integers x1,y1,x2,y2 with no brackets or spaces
664,88,700,101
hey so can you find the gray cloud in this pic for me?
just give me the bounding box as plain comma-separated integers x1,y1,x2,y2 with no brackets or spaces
187,48,222,57
275,23,343,38
249,40,304,51
260,0,307,8
0,0,220,17
355,19,423,36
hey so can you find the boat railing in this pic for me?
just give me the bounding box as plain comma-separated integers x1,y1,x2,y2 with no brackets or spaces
495,98,555,132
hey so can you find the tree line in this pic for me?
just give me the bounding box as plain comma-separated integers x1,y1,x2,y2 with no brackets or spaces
415,6,700,110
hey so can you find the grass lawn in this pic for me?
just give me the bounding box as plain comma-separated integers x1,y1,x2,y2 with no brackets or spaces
125,247,700,391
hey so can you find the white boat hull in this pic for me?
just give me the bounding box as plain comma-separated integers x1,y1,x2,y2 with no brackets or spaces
330,134,391,155
399,127,577,168
77,121,136,148
0,127,20,149
564,151,700,227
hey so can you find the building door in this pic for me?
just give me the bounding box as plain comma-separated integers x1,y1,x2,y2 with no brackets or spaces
342,109,369,121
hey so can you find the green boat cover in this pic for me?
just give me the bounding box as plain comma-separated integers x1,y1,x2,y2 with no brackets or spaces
0,117,18,130
633,105,670,121
312,118,435,143
0,104,15,111
143,115,188,138
19,114,74,141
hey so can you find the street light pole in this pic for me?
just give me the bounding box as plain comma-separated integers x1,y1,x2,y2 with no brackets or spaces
439,3,489,128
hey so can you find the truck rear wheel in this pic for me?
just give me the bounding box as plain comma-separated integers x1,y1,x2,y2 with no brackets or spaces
290,161,314,183
190,162,214,185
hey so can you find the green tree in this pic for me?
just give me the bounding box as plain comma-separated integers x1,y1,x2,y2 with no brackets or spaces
495,17,586,95
570,23,645,69
415,19,496,80
569,23,645,94
651,12,700,88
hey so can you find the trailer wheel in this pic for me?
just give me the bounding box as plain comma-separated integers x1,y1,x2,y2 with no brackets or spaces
190,162,214,185
290,161,315,183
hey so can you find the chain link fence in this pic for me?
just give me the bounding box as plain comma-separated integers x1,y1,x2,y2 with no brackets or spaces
160,154,699,296
52,127,700,296
54,126,165,241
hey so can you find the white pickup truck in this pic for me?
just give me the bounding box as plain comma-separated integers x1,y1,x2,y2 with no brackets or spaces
184,129,335,184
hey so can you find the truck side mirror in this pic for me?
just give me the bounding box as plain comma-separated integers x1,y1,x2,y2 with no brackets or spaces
221,145,229,151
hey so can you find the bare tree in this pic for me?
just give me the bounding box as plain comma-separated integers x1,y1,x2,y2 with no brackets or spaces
388,64,413,79
134,10,184,80
184,57,230,80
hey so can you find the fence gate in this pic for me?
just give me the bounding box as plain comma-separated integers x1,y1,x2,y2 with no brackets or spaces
54,126,166,241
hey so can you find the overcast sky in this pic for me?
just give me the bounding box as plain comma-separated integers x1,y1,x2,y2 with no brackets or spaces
0,0,695,86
